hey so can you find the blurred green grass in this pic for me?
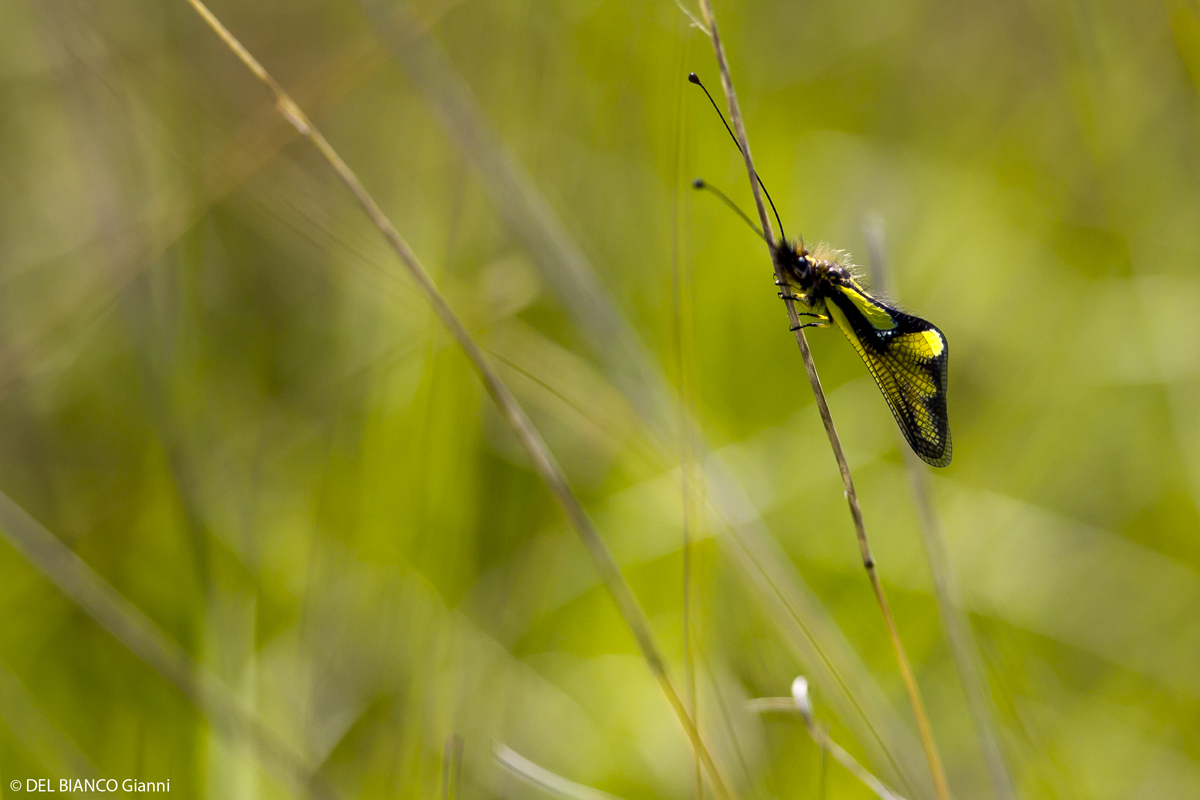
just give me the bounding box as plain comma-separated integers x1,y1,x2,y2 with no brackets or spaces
2,0,1200,798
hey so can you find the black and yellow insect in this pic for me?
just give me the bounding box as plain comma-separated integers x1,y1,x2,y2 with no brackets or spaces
686,72,952,467
772,241,952,467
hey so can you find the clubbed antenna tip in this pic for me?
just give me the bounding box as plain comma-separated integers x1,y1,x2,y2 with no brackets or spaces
688,72,701,84
692,178,767,243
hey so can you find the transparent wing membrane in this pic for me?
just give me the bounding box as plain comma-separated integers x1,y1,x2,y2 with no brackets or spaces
826,286,952,467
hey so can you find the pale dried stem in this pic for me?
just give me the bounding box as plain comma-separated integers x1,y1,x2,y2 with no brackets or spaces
746,696,906,800
694,2,951,798
181,1,730,797
362,3,929,787
495,743,627,800
360,0,674,437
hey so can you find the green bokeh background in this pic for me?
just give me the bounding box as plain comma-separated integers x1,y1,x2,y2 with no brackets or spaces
2,0,1199,798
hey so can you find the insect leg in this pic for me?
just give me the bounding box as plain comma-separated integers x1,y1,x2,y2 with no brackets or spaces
774,279,803,301
790,318,830,331
774,281,821,307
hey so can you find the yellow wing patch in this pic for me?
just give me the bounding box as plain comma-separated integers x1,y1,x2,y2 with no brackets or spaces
918,329,945,357
825,295,952,467
839,281,897,331
825,301,867,350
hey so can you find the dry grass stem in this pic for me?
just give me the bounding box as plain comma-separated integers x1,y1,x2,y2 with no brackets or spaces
358,0,676,438
746,678,906,800
674,0,712,35
181,1,730,796
495,744,627,800
705,462,923,793
360,3,930,786
694,1,952,798
863,217,1016,800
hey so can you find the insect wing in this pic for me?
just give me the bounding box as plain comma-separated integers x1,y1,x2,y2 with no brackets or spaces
824,284,952,467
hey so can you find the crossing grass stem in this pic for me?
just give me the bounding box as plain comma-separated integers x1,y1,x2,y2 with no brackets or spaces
693,2,953,798
181,1,733,797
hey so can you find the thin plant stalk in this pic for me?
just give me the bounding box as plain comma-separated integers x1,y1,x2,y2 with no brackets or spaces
360,3,931,787
746,686,905,800
863,217,1016,800
180,2,731,797
671,29,703,800
694,1,952,798
359,0,676,437
495,744,626,800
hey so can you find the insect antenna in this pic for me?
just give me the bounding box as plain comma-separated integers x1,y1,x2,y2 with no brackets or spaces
692,178,767,243
688,72,786,242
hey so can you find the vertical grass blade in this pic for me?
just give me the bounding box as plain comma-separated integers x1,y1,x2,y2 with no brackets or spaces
864,215,1017,800
693,2,953,797
179,2,731,796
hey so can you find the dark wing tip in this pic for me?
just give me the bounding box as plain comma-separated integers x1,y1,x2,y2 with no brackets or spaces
918,446,952,468
912,430,952,467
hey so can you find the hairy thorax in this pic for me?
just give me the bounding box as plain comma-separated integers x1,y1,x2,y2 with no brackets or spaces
772,240,854,304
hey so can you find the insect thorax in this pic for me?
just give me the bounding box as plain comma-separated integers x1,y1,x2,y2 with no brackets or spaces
772,240,849,298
